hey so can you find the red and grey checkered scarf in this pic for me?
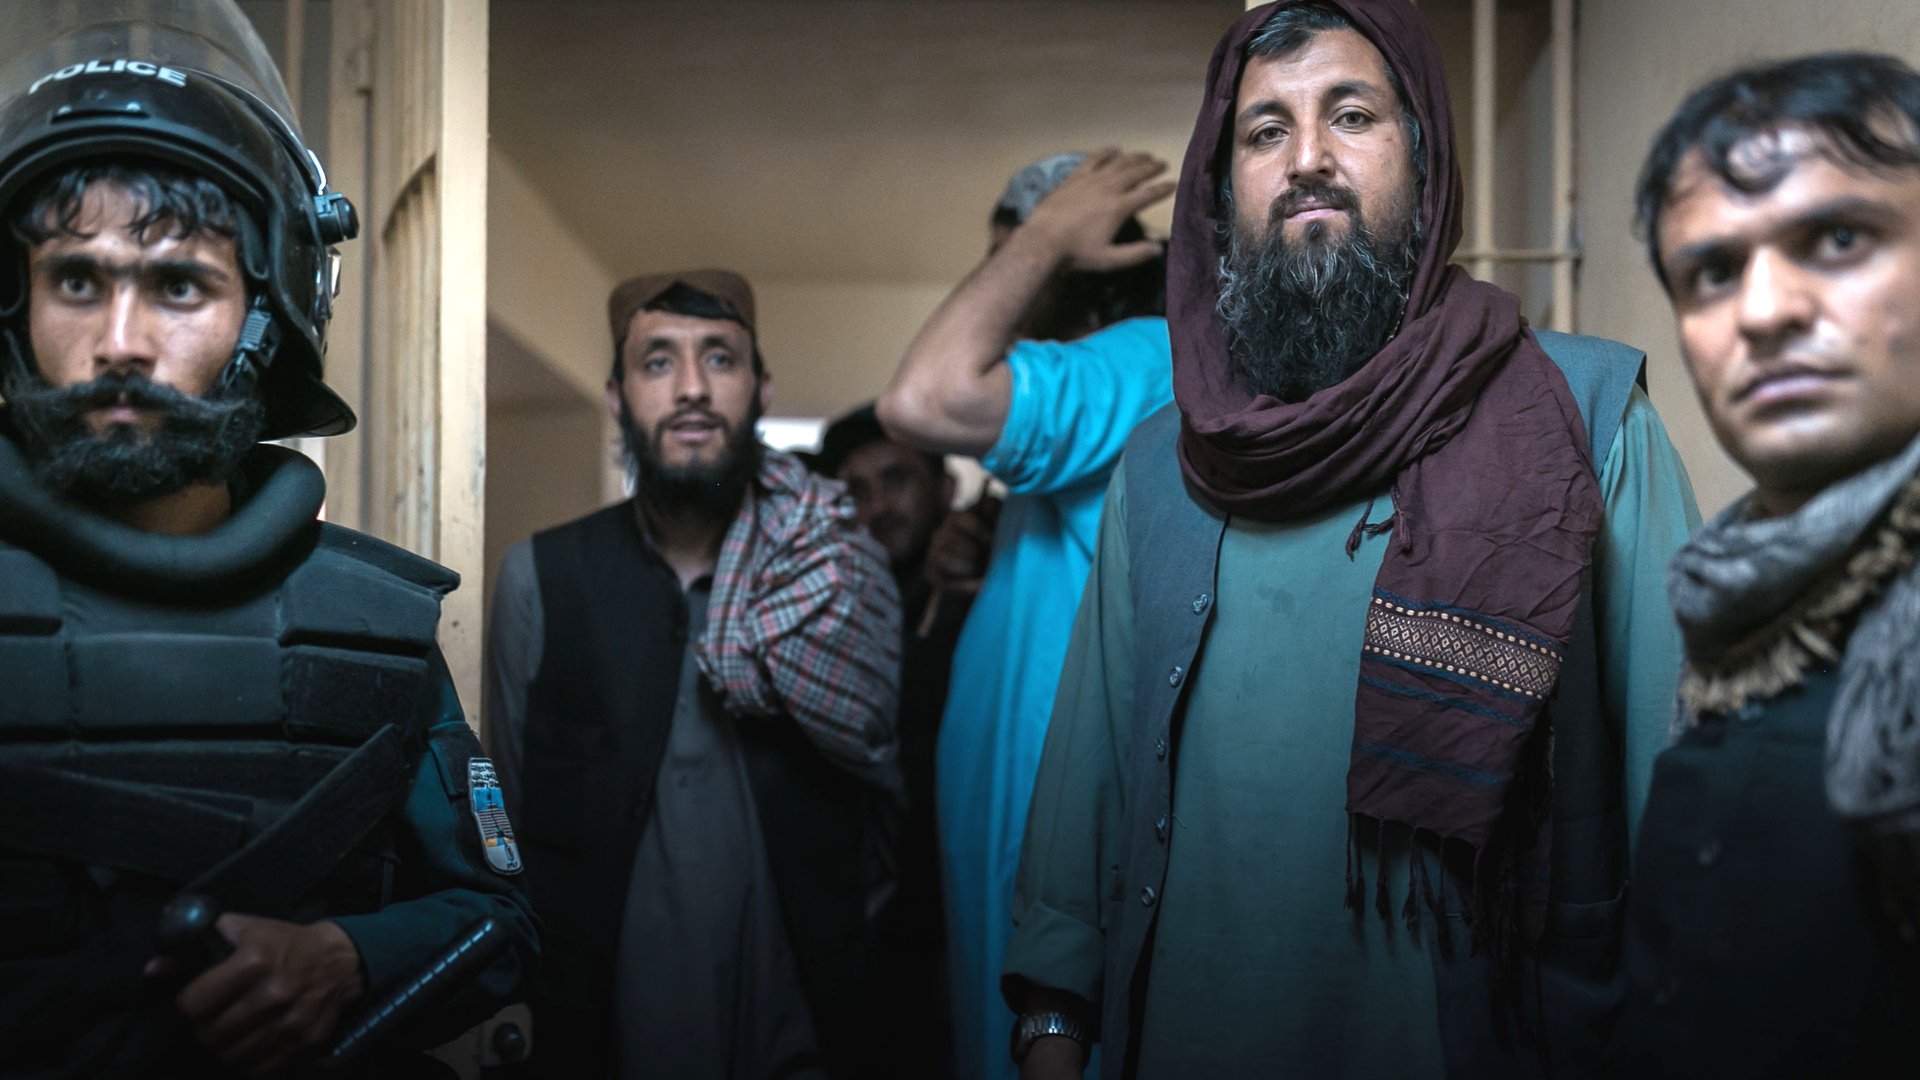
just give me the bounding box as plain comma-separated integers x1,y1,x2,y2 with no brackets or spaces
694,447,904,794
1169,0,1603,945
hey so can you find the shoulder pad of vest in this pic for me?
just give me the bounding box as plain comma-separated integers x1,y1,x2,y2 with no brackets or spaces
1123,401,1182,461
1533,330,1648,467
1534,330,1648,391
314,524,459,597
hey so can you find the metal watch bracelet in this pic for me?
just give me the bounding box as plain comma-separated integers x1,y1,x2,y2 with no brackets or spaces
1010,1009,1089,1065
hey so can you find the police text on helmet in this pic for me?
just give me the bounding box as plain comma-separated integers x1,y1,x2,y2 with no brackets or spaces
28,59,188,97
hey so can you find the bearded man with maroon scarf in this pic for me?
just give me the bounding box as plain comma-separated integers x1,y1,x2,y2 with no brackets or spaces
1001,2,1700,1077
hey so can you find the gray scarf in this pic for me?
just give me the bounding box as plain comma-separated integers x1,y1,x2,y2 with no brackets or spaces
1669,432,1920,914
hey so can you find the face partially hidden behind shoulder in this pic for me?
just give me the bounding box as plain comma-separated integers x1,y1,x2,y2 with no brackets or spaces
1644,54,1920,519
7,169,264,506
836,439,951,571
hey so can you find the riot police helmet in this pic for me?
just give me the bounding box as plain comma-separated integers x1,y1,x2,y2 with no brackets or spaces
0,0,358,439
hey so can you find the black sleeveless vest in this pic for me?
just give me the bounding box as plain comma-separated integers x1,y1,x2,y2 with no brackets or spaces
518,501,881,1079
1616,671,1920,1077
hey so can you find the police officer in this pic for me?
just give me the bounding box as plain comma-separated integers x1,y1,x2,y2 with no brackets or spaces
0,4,538,1076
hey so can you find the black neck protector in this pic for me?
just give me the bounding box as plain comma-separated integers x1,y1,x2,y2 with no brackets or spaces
0,435,325,600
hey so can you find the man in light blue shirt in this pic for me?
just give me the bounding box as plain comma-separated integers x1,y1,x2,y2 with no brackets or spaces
877,149,1175,1080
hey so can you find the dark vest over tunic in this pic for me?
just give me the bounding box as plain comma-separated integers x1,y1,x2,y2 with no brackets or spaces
1109,332,1644,1078
517,502,882,1079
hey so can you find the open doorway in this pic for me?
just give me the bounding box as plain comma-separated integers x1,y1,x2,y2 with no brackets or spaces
482,0,1246,578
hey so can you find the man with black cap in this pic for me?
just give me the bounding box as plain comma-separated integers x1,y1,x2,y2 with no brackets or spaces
818,402,955,591
0,3,539,1075
487,270,903,1079
1003,3,1700,1078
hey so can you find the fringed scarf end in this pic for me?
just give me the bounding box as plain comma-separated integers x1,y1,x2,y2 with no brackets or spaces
1466,844,1488,955
1430,836,1454,956
1373,832,1393,921
1400,864,1421,938
1344,813,1366,913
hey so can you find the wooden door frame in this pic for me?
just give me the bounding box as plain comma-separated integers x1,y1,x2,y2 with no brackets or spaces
325,0,490,727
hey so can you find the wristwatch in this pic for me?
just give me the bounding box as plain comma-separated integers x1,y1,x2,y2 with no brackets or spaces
1010,1010,1089,1064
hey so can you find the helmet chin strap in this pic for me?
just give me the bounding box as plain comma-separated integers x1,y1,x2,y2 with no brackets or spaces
216,298,279,397
0,320,39,410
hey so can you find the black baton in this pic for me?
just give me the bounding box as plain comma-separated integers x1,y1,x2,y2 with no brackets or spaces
158,895,509,1067
324,916,510,1068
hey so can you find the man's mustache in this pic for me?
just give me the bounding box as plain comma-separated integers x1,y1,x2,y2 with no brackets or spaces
1269,182,1361,222
652,407,731,438
41,371,208,412
9,369,244,428
2,365,266,503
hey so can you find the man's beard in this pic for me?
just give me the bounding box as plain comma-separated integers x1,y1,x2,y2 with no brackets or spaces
867,510,933,575
1216,181,1423,403
3,366,266,504
619,398,763,518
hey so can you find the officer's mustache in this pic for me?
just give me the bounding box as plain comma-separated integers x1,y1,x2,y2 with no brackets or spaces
9,369,253,429
4,367,265,503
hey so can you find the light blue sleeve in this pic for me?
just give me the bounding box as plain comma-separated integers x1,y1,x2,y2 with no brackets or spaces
1593,385,1703,842
1004,458,1136,1013
980,317,1174,497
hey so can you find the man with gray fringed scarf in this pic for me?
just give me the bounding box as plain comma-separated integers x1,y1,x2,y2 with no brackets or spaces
1614,52,1920,1079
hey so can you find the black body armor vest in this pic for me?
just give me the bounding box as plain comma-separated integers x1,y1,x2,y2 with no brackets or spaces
0,442,470,1078
0,522,454,950
0,439,457,941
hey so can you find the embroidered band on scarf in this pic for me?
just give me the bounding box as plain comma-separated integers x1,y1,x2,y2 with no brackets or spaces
1167,0,1603,945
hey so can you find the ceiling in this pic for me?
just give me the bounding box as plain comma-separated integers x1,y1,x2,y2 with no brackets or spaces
489,0,1244,286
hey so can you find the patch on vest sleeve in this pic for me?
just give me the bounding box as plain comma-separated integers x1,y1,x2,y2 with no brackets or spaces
467,758,522,875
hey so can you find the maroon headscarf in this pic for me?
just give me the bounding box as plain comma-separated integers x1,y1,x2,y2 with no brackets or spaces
1171,0,1602,942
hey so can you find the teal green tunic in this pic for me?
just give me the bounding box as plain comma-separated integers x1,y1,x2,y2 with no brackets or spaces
1008,388,1701,1077
1136,498,1443,1078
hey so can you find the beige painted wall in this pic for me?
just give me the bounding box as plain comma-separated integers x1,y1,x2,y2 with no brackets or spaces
1577,0,1920,516
488,149,615,402
752,279,954,419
